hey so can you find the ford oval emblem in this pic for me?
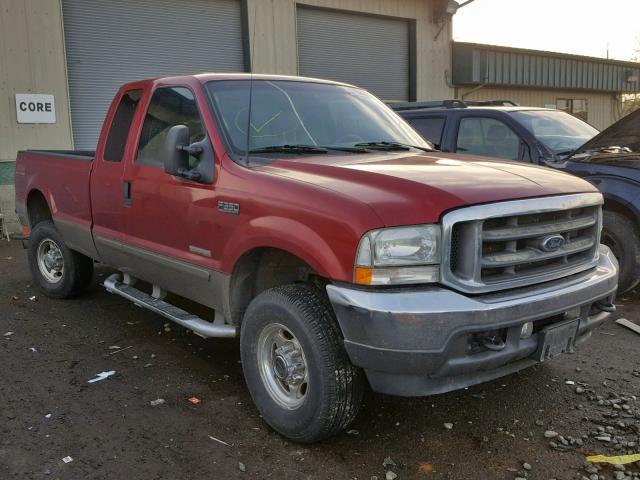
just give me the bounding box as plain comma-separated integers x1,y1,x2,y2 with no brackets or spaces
540,234,566,252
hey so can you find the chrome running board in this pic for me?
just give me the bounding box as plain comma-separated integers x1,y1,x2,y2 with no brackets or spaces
103,273,237,338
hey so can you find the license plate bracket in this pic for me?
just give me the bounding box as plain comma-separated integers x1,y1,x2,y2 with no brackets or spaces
534,319,579,362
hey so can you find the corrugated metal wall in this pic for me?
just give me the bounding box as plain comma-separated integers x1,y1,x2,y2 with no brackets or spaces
297,6,410,101
246,0,454,101
1,0,455,234
453,43,640,94
457,86,620,130
62,0,245,149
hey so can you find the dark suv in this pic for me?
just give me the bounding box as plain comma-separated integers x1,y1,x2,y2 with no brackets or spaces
393,100,640,292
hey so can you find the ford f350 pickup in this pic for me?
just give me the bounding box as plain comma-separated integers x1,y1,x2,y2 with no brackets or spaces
15,74,618,442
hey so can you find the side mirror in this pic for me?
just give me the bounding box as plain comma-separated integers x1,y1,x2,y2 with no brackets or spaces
163,125,190,176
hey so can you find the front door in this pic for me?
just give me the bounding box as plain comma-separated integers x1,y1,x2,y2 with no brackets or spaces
121,85,220,306
454,115,531,162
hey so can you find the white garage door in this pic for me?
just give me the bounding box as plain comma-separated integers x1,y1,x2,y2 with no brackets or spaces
297,7,411,102
62,0,245,149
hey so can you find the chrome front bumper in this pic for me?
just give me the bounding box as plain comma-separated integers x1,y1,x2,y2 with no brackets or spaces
327,245,618,397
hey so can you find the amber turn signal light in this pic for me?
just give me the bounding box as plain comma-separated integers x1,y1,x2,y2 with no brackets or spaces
354,267,373,285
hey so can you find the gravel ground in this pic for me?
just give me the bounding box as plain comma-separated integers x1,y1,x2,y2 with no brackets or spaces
1,239,639,480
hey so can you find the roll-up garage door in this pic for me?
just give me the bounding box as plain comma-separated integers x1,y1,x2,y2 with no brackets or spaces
62,0,245,149
297,7,410,102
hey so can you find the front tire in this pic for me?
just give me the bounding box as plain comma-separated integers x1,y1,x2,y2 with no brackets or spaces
602,211,640,293
28,221,94,298
240,284,364,443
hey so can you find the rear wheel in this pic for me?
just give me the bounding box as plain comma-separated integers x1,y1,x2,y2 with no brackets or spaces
602,210,640,293
28,221,94,298
240,284,364,443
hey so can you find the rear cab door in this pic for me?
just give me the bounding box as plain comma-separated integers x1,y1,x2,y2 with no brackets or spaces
91,82,147,268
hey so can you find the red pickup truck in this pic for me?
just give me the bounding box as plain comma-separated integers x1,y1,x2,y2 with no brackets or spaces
15,74,618,442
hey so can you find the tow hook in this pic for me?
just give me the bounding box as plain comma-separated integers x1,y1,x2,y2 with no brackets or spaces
481,335,506,351
594,300,616,313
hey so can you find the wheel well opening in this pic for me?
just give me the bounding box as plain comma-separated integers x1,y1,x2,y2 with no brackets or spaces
27,190,52,227
604,200,634,220
603,200,640,235
229,248,323,325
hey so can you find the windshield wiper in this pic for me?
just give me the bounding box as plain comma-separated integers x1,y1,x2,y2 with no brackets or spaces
565,145,634,160
321,145,369,153
554,149,576,158
249,144,371,155
249,145,328,154
354,141,433,153
585,146,633,154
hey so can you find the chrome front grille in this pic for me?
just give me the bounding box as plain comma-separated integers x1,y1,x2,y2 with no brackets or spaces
442,193,603,294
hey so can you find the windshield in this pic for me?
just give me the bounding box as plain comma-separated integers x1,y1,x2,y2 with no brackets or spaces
205,80,431,158
509,110,599,156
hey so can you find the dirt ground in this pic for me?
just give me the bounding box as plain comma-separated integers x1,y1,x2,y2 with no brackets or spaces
1,239,639,480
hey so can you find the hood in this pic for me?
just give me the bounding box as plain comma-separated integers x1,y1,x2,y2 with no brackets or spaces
257,152,598,226
571,108,640,157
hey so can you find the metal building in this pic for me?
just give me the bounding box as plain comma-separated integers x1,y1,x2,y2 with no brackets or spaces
452,42,640,130
0,0,454,232
1,1,639,234
62,0,247,150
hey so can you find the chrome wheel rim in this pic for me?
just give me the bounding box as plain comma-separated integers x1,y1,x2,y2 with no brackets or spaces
37,238,64,284
257,323,308,409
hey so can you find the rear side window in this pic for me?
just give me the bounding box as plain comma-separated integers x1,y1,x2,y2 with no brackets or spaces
456,117,521,160
137,87,205,168
104,90,142,162
406,117,445,148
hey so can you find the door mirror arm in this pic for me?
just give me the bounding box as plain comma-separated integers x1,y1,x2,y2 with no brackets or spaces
163,126,214,184
175,141,204,180
177,144,203,156
175,168,202,181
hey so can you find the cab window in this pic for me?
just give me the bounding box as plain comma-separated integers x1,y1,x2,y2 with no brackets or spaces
104,90,142,162
406,117,445,149
456,117,521,161
137,87,205,168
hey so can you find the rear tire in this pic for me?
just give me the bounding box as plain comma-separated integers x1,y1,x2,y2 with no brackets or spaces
602,210,640,293
27,220,94,298
240,284,364,443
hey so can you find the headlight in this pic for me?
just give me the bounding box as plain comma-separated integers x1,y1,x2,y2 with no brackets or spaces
354,224,441,285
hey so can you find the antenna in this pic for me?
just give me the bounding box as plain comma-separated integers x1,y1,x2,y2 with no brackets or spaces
245,4,258,167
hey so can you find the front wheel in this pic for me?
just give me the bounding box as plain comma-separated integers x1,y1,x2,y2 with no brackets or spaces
27,220,94,298
602,211,640,293
240,284,364,443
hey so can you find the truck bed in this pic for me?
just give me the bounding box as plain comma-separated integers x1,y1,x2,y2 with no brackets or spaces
14,149,96,257
24,149,95,160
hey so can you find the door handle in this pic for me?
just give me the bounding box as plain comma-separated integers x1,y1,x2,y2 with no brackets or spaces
123,181,132,207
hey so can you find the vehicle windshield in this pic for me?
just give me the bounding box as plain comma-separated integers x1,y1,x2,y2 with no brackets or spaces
205,80,431,158
509,110,599,156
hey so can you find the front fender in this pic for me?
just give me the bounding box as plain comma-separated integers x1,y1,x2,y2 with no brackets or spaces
221,216,352,281
584,174,640,222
